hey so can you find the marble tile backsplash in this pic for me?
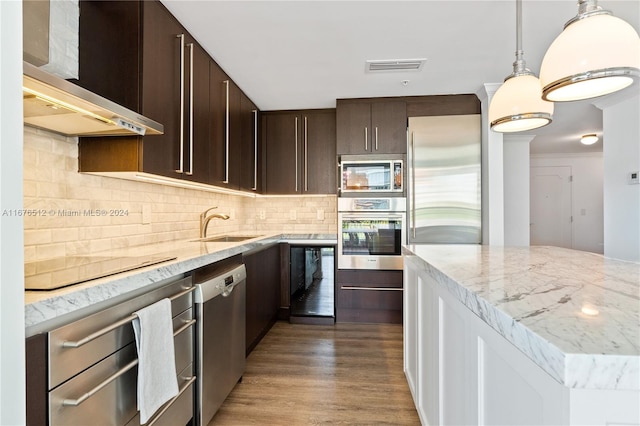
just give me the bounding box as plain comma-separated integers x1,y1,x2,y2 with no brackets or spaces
23,127,337,262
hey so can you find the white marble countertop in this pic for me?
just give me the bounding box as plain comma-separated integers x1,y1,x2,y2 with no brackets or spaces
25,233,337,337
403,244,640,391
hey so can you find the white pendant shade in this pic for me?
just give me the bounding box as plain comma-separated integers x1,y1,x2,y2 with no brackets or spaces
489,74,554,132
540,13,640,102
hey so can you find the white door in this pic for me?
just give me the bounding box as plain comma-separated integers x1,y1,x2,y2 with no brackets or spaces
530,166,572,248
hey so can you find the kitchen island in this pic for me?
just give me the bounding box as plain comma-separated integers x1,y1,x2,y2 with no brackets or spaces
403,244,639,426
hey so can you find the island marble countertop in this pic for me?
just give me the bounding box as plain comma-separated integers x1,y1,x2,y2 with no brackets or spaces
403,244,640,391
25,233,337,337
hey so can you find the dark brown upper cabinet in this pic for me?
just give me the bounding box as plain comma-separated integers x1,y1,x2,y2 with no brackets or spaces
140,3,211,182
262,109,336,195
239,93,261,193
76,1,210,181
75,0,261,191
336,99,407,155
209,64,242,190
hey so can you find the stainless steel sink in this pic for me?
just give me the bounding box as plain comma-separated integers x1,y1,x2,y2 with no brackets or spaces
193,235,263,243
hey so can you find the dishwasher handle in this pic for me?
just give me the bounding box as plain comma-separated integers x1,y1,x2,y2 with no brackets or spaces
194,264,247,303
221,280,241,297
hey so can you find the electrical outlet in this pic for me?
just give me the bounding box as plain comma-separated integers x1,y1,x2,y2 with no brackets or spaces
317,209,325,220
259,210,266,220
142,204,151,224
629,171,639,185
289,209,297,220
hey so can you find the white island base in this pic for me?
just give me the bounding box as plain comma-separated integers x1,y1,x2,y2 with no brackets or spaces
403,246,639,426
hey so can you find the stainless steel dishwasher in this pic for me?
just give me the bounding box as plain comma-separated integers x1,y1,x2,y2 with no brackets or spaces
194,263,246,426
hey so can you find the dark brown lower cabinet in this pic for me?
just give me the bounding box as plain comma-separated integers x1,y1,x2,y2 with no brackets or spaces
26,333,47,426
336,270,403,324
243,243,281,355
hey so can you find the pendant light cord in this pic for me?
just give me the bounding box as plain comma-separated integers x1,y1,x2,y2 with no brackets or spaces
516,0,522,57
512,0,531,77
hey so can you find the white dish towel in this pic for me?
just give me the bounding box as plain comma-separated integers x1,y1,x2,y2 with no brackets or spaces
132,298,179,424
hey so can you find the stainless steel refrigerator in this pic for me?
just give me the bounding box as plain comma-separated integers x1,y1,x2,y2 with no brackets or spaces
407,114,482,244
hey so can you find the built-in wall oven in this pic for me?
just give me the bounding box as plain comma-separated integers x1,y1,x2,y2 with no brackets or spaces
338,197,406,270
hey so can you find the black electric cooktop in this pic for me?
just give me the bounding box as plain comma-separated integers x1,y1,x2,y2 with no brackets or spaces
24,254,177,291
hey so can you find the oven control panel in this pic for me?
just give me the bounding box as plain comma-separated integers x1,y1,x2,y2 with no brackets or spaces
338,197,406,212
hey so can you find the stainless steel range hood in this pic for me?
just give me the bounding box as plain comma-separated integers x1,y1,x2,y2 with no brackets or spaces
23,62,163,137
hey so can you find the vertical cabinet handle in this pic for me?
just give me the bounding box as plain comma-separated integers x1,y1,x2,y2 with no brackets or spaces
304,116,308,192
294,117,299,192
175,34,185,174
410,131,416,240
186,43,194,175
223,80,230,184
364,127,368,151
252,110,258,191
375,127,379,151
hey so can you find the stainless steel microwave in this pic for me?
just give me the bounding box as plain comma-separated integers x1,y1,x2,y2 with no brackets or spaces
340,159,403,193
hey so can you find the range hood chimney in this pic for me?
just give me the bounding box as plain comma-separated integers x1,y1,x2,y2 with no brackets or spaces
23,62,163,137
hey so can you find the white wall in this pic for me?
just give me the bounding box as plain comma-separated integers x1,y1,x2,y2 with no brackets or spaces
598,93,640,262
530,153,604,254
504,136,533,246
477,84,504,246
0,0,26,424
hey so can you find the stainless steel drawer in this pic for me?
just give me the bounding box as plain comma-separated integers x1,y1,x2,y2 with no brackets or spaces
49,310,194,426
49,343,138,426
125,364,194,426
48,276,193,389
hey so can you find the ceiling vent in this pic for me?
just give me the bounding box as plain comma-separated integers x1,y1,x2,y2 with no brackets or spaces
366,58,426,73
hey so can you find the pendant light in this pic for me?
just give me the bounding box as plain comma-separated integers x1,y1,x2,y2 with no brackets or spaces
489,0,554,133
540,0,640,102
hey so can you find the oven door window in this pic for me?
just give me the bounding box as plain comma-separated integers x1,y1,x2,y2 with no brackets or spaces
341,218,402,256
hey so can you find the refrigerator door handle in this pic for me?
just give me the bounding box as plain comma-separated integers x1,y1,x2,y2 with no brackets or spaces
410,131,416,240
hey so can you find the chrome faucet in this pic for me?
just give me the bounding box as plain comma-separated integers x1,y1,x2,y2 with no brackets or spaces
200,207,230,238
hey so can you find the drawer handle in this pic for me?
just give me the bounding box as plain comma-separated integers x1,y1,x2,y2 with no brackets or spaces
340,286,403,291
62,286,196,349
173,318,196,336
62,359,138,407
146,375,196,426
61,322,195,407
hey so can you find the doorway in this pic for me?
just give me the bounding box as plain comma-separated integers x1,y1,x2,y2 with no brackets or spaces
530,166,573,248
289,246,334,323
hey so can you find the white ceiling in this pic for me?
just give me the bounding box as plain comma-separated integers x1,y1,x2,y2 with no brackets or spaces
161,0,640,154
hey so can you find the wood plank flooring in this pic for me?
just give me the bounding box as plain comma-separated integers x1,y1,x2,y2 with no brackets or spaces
208,321,420,425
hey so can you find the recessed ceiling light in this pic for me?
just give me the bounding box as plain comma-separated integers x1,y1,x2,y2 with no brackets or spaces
365,58,426,73
581,134,599,145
